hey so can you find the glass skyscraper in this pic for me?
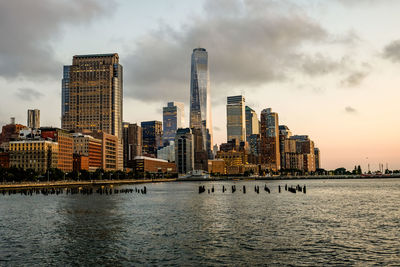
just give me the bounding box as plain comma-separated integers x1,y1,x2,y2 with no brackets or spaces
227,95,246,143
141,120,163,158
190,48,213,158
245,106,259,139
163,102,184,145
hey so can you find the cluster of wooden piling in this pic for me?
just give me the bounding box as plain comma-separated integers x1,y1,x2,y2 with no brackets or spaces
0,186,148,196
284,184,306,194
198,184,307,194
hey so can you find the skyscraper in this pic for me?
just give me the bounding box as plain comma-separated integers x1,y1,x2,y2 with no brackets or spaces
190,48,213,158
260,108,280,171
27,109,40,129
163,102,184,145
314,147,320,170
61,54,123,140
123,122,142,168
141,121,162,158
175,128,194,174
245,106,259,139
227,95,246,142
279,125,292,169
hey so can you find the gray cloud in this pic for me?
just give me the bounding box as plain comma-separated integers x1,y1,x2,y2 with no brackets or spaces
0,0,112,80
345,106,357,113
123,0,332,102
383,40,400,63
15,88,44,101
301,54,346,76
340,71,368,87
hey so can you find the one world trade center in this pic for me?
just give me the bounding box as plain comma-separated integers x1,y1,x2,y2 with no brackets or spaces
190,48,213,159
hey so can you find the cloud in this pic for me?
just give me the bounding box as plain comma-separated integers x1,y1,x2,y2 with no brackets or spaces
340,71,368,87
15,88,44,101
383,40,400,63
336,0,397,6
0,0,112,80
124,0,333,102
345,106,357,113
301,54,346,76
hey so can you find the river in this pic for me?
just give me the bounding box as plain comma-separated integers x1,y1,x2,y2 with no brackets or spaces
0,179,399,266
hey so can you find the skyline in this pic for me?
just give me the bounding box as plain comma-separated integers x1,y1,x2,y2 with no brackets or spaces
1,0,400,170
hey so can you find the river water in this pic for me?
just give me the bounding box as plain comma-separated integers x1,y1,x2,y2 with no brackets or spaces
0,179,399,266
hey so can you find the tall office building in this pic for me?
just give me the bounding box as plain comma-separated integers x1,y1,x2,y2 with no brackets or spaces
245,106,259,139
227,95,246,142
190,48,213,158
260,108,280,171
122,122,142,168
279,125,292,169
314,147,320,169
163,102,184,145
27,109,40,129
175,128,194,174
61,54,123,139
141,121,163,158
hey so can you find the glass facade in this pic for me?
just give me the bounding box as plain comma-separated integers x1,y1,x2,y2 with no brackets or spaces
245,106,259,140
163,102,184,145
190,48,213,157
227,95,246,142
141,121,163,157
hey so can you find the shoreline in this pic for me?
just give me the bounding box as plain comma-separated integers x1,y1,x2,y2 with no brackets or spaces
0,178,176,190
1,175,399,190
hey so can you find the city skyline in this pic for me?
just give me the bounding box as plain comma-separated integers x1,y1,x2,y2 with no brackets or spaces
1,0,400,170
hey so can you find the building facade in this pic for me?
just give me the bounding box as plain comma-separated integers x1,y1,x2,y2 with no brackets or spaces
9,140,59,173
260,108,280,172
163,102,184,145
227,95,246,142
314,147,320,169
175,128,194,174
141,121,162,158
190,48,213,158
122,122,142,168
40,128,73,172
27,109,40,129
245,106,259,140
72,133,102,171
157,141,175,163
61,53,123,140
88,131,120,171
133,156,176,176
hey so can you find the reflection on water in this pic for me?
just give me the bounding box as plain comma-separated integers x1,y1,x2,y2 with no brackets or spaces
0,179,399,265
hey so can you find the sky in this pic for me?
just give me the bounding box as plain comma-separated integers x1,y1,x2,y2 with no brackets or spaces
0,0,400,171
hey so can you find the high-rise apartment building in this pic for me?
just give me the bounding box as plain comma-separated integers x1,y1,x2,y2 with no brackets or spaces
27,109,40,129
141,121,162,158
122,122,142,168
260,108,280,171
227,95,246,143
175,128,194,174
245,106,259,140
163,102,184,145
314,147,320,169
279,125,292,169
61,54,123,139
190,48,213,158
